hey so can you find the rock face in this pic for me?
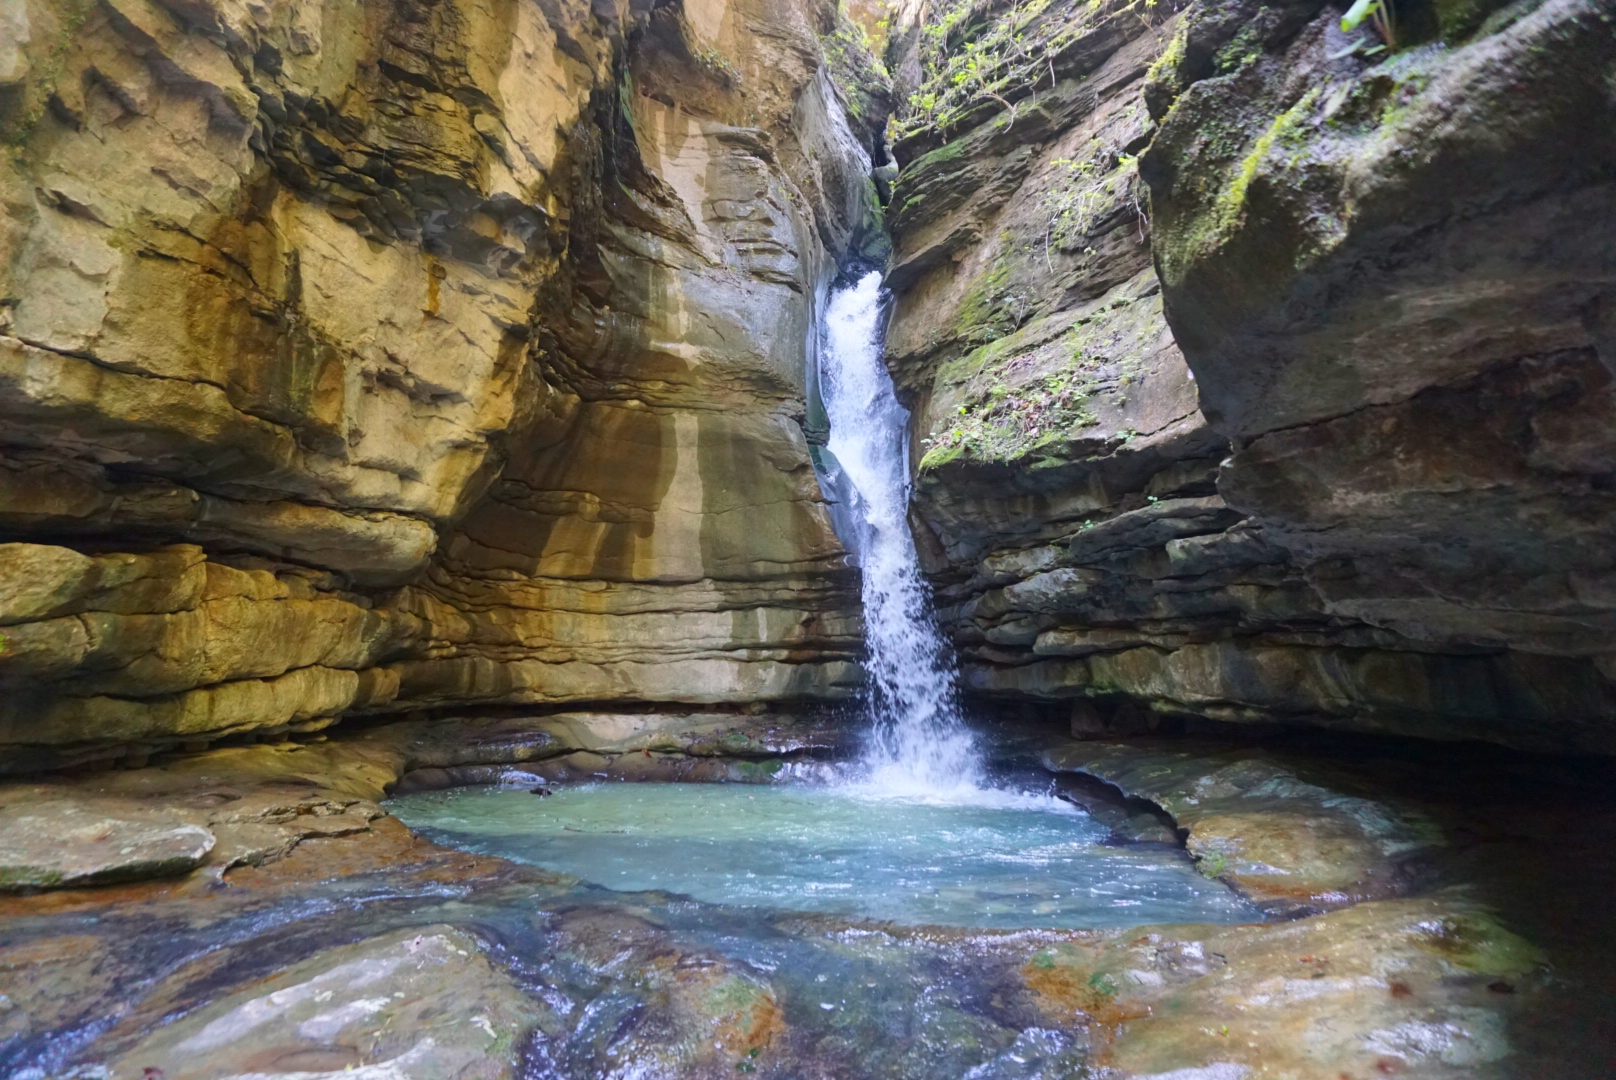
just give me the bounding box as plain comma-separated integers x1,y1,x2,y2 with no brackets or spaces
880,0,1616,753
0,542,418,770
4,0,1613,761
0,0,883,764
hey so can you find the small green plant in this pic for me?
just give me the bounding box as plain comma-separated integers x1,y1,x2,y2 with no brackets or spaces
820,8,891,121
1197,851,1228,879
1039,148,1143,263
895,0,1166,142
919,362,1100,470
692,46,742,86
1340,0,1397,50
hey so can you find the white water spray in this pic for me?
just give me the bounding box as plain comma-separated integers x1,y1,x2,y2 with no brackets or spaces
818,272,982,796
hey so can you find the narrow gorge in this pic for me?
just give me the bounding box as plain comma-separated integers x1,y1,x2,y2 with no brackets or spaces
1,0,1613,1076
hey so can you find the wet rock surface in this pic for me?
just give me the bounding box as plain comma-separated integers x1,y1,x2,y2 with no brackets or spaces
0,708,841,888
1043,741,1434,912
378,710,851,791
1027,896,1544,1079
0,725,1612,1078
107,926,541,1080
0,0,1614,1075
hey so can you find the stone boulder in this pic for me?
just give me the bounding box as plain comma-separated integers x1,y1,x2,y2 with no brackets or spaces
107,926,541,1079
0,791,214,891
1043,741,1435,911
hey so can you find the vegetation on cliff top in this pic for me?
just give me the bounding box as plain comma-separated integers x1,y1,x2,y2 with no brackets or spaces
821,5,893,128
894,0,1172,145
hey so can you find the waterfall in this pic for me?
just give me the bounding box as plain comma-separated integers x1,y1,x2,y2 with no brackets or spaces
817,271,982,796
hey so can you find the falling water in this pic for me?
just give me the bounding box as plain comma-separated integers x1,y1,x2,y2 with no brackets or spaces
818,271,982,795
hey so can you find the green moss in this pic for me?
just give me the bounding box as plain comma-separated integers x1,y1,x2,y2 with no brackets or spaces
1039,146,1140,252
917,441,966,470
1086,971,1119,996
919,349,1100,471
954,252,1025,342
1212,25,1265,75
1147,24,1188,85
896,0,1167,142
914,137,972,170
819,6,891,126
1195,86,1322,255
1412,911,1545,977
2,0,97,147
733,759,785,781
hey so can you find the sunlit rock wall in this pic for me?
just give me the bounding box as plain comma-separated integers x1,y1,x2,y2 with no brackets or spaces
386,0,883,711
0,0,882,770
882,0,1616,753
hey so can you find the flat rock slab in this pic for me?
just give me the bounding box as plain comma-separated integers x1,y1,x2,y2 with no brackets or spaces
109,925,540,1080
1022,895,1543,1080
0,790,215,891
1042,742,1437,911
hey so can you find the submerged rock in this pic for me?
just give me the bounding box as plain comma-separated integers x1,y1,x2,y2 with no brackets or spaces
107,926,540,1080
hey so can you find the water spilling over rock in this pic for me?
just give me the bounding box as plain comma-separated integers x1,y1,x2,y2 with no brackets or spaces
818,272,981,796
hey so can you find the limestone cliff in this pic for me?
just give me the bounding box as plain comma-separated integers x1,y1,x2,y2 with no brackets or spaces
0,0,884,769
882,0,1616,753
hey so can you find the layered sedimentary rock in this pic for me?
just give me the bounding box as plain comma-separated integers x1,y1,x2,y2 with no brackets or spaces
0,542,417,771
0,0,883,767
379,0,884,713
881,0,1616,752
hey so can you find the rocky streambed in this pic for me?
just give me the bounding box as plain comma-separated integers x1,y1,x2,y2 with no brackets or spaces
2,713,1612,1080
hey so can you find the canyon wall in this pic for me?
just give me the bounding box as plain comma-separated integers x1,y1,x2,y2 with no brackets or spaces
5,0,1613,768
884,0,1616,753
0,0,884,771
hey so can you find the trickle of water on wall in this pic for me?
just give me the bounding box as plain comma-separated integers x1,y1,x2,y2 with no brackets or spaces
819,271,983,796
